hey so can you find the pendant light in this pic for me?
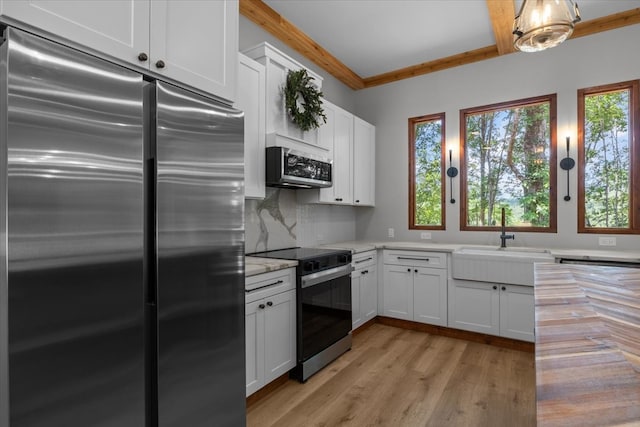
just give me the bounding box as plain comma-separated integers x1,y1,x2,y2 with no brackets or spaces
513,0,581,52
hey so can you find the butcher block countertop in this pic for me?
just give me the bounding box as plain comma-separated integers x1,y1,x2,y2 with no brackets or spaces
534,263,640,427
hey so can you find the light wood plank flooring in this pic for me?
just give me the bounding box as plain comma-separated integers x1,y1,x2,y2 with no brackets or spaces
247,323,535,427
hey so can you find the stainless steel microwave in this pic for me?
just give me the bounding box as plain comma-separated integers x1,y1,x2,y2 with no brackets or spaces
265,146,332,189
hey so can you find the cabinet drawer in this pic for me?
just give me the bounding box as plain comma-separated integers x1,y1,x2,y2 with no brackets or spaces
383,250,446,269
246,268,295,303
352,250,377,270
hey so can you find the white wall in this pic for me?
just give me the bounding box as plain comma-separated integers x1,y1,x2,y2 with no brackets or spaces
354,25,640,251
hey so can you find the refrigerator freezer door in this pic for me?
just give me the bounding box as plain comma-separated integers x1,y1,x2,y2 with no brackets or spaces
0,28,145,426
155,82,245,427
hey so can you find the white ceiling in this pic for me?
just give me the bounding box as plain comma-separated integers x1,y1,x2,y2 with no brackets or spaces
263,0,640,78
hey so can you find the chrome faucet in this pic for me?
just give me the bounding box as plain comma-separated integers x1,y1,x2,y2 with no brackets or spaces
499,207,515,248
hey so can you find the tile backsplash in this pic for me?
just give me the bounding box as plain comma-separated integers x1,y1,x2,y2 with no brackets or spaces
245,188,356,253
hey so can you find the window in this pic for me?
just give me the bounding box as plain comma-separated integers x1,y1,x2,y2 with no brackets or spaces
409,113,445,230
578,80,640,233
460,95,557,232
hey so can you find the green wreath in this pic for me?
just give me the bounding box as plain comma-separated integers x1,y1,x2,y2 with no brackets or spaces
284,69,327,132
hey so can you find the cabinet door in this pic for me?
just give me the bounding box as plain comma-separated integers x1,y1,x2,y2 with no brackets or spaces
1,0,149,65
353,116,375,206
318,100,335,152
351,271,363,330
263,290,296,383
413,267,447,326
448,279,499,335
318,100,353,204
149,0,238,102
245,300,265,397
238,53,266,199
382,265,413,320
318,102,335,202
500,284,535,342
332,108,354,204
361,265,378,323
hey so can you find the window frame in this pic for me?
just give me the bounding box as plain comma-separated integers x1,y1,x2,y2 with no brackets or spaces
408,112,446,230
577,80,640,234
459,94,558,232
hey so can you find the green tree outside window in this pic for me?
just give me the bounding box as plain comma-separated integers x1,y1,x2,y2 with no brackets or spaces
579,80,639,233
409,113,445,229
460,95,557,232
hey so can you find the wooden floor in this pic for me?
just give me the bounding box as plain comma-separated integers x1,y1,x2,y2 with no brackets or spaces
247,323,536,427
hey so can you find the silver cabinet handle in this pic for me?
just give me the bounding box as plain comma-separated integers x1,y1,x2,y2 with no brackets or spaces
245,279,285,293
397,256,430,262
354,257,373,264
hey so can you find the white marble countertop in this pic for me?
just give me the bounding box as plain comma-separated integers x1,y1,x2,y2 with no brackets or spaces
245,256,298,277
548,248,640,263
244,242,640,277
315,241,379,253
318,240,640,263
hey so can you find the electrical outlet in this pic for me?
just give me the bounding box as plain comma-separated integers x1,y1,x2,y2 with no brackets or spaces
598,236,616,246
388,228,395,238
317,234,325,243
420,232,431,240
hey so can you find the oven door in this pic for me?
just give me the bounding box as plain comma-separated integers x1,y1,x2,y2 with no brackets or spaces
299,264,352,362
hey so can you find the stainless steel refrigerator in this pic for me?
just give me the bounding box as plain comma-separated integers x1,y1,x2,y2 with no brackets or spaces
0,27,245,427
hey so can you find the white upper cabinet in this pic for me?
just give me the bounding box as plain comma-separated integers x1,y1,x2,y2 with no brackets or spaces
0,0,150,63
299,98,375,206
237,53,266,199
149,0,237,102
353,117,376,206
1,0,238,102
318,100,353,205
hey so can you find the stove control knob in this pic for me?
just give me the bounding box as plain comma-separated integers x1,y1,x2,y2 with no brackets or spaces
338,254,351,264
303,261,315,272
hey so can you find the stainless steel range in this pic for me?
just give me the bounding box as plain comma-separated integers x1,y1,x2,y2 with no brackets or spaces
250,247,353,382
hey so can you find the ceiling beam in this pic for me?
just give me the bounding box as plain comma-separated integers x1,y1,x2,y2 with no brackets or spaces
239,0,365,90
571,8,640,39
362,46,500,88
486,0,517,55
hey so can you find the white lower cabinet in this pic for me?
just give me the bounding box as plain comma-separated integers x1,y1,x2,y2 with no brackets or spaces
382,250,447,326
499,284,535,342
448,279,499,335
448,279,534,342
351,250,377,330
245,268,296,397
413,267,448,326
382,264,414,320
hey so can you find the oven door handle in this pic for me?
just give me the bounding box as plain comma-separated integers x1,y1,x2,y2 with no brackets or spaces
301,264,353,289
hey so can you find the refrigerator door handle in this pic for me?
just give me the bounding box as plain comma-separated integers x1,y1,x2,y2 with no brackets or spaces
145,156,157,307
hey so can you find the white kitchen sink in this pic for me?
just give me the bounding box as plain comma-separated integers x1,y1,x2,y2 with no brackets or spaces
452,246,554,285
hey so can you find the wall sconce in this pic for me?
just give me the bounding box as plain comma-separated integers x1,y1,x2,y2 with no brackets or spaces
446,149,458,204
559,136,575,201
